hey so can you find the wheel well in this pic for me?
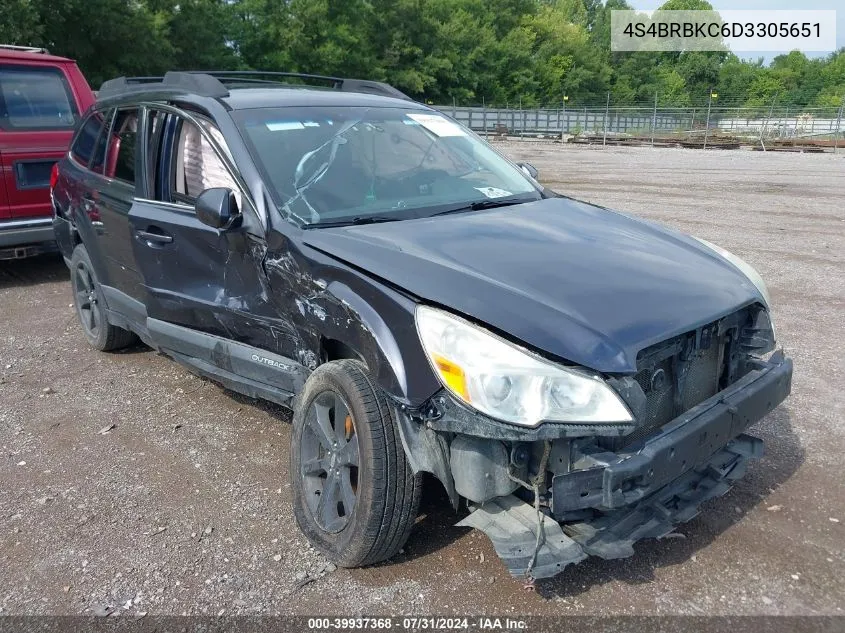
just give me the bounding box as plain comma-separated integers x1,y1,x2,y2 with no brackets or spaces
320,338,365,365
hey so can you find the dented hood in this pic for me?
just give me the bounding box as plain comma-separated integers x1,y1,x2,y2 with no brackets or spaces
302,197,763,373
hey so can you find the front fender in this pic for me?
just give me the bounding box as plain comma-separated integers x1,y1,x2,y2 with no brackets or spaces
321,280,440,406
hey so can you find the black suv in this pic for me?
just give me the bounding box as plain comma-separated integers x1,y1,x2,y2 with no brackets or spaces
52,71,792,580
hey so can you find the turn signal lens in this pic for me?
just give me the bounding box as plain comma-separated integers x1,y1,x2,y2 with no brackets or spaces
433,354,469,401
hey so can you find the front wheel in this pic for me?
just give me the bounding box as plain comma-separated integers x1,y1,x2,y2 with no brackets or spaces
290,360,421,567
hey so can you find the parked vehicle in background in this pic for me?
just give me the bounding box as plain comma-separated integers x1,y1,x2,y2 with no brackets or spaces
0,45,94,260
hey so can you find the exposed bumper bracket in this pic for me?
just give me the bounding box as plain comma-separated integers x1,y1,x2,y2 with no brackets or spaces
458,434,762,579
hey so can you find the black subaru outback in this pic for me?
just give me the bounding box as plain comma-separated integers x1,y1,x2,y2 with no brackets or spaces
51,71,792,579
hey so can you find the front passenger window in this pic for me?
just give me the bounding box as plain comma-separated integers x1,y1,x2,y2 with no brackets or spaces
172,119,239,203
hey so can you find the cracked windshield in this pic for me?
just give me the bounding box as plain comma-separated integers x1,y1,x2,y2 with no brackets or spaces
234,107,540,226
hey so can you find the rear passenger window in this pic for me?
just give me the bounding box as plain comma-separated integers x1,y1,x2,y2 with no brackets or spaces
0,67,77,130
89,109,114,174
106,109,138,185
71,111,106,166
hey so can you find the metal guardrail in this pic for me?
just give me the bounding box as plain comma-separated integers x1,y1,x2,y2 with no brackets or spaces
435,102,845,151
437,105,844,139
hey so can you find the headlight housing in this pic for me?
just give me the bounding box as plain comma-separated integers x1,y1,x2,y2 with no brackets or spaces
415,306,633,427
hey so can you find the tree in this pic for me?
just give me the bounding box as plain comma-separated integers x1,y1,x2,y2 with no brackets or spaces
0,0,841,110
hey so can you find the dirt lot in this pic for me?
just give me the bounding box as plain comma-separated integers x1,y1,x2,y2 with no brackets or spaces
1,145,844,617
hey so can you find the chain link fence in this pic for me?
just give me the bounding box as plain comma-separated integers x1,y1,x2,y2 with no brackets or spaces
436,94,845,151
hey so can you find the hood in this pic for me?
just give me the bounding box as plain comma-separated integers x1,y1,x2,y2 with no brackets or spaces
303,197,763,374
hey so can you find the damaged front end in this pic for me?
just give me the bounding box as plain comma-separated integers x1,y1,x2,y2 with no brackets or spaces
395,306,793,580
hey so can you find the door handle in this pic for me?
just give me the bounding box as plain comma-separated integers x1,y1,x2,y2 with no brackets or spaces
135,229,173,244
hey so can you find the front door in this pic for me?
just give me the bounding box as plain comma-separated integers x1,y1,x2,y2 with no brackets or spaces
128,107,261,340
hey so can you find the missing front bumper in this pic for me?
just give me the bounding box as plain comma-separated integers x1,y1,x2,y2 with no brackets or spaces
456,351,792,579
458,434,761,579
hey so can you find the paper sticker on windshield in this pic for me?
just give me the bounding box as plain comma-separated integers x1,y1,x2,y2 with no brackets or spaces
406,113,466,137
475,187,513,199
266,121,305,131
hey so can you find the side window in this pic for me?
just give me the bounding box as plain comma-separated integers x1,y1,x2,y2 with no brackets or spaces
0,66,77,130
70,111,106,166
144,109,167,199
106,109,139,185
171,118,239,203
89,109,114,174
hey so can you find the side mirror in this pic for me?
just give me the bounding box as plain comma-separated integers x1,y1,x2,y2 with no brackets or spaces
195,187,238,229
518,162,538,180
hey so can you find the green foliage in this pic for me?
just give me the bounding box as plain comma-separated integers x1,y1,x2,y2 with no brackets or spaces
0,0,842,108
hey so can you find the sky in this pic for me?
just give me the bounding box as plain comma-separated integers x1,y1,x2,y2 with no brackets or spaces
627,0,843,62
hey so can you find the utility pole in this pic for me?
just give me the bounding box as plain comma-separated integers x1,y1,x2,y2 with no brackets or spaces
602,91,610,146
651,91,658,146
703,89,716,150
561,94,568,139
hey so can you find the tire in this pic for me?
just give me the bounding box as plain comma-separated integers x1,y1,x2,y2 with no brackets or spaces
290,359,422,567
70,244,136,352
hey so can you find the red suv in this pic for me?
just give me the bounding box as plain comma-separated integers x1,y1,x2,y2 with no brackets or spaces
0,45,94,259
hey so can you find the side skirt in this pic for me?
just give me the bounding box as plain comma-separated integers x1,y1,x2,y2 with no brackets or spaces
147,318,308,405
99,285,307,406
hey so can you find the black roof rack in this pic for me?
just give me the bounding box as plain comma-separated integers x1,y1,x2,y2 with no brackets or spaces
98,70,412,102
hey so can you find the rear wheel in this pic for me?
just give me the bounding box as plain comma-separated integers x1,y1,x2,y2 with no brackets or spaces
70,245,136,352
291,359,421,567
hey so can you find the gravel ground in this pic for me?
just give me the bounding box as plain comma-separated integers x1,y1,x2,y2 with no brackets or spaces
1,144,843,617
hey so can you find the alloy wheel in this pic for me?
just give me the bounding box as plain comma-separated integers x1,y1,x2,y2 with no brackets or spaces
73,260,102,338
300,390,360,533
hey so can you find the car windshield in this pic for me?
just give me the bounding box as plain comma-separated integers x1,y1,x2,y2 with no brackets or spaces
233,106,540,227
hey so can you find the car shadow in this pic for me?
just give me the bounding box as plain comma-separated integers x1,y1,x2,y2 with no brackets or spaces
0,253,68,289
400,408,803,595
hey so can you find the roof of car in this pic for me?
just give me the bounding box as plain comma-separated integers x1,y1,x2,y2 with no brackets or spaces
95,72,425,111
0,47,75,64
221,87,428,111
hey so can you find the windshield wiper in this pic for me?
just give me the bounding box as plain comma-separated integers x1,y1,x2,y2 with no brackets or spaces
429,196,535,217
304,215,398,229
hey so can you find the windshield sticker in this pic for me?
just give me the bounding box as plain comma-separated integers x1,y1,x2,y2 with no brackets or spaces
406,113,466,137
266,121,305,131
474,186,513,199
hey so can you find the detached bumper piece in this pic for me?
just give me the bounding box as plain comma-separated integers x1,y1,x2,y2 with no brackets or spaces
457,495,587,579
459,435,760,579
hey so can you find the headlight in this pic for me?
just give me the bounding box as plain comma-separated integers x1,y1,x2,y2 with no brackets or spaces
693,237,771,307
415,306,633,427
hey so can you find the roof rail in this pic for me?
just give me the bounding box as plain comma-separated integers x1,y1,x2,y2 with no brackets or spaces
0,44,50,54
98,70,413,102
98,72,230,100
198,71,413,101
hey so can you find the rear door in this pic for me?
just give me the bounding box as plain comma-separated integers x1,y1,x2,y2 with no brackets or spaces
94,106,146,300
0,63,79,219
